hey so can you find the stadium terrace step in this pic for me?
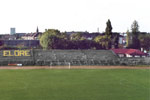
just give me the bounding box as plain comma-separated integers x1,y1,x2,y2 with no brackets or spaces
0,50,149,66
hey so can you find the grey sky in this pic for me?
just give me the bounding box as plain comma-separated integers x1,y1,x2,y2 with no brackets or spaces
0,0,149,34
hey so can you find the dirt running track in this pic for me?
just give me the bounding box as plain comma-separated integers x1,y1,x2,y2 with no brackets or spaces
0,66,150,69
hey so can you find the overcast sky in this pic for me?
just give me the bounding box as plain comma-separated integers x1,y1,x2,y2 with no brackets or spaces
0,0,149,34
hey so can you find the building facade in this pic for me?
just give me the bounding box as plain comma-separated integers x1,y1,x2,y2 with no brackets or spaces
10,28,16,35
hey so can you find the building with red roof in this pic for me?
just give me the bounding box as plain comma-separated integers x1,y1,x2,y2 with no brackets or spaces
112,49,148,57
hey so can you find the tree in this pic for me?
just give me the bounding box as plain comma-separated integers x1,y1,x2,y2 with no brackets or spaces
105,19,113,49
40,32,56,49
139,33,150,51
0,36,3,49
105,19,113,36
126,29,131,47
0,40,2,46
94,35,111,49
94,19,114,49
112,33,119,48
131,20,139,33
70,32,85,41
40,29,66,49
131,20,140,49
0,35,3,46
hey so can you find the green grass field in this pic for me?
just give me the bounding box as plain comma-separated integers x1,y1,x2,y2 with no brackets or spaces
0,69,149,100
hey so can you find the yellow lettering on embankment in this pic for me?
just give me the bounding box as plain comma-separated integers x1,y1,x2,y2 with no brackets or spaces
3,50,31,56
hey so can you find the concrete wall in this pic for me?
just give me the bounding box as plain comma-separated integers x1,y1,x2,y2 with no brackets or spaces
2,40,39,47
0,50,34,66
0,50,149,66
